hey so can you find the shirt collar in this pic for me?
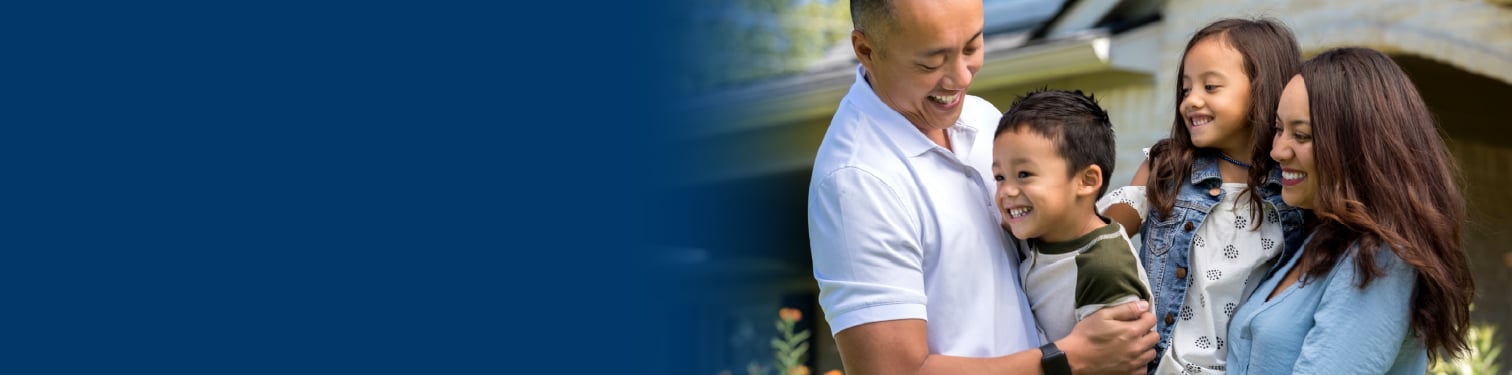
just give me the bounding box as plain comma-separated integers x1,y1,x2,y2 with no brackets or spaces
1188,151,1286,189
850,65,976,157
1030,216,1119,255
1190,154,1222,185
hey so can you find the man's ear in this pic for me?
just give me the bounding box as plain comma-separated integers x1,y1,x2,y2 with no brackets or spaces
852,30,877,72
1077,165,1104,198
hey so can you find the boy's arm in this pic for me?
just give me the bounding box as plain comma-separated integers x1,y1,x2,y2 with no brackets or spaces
834,303,1157,375
1072,242,1154,322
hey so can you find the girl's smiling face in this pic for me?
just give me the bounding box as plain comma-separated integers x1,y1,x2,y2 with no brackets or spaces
1180,36,1254,157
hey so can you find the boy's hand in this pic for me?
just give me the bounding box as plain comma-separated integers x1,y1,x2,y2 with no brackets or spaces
1057,300,1157,375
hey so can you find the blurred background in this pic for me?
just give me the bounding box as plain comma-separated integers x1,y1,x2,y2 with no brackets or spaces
652,0,1512,373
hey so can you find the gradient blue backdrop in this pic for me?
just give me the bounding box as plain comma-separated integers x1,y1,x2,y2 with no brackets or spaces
4,1,693,373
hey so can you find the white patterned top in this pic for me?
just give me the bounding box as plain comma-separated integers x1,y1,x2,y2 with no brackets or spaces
1097,183,1284,375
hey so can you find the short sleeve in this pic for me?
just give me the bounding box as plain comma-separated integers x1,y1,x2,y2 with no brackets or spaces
808,167,928,335
1072,241,1152,320
1097,185,1149,222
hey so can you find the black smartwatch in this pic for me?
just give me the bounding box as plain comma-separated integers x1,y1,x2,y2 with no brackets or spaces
1040,341,1071,375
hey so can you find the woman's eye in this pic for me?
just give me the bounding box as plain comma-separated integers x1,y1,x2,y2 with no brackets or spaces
919,64,940,71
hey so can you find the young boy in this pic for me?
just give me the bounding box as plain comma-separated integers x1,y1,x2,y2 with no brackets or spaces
992,89,1153,342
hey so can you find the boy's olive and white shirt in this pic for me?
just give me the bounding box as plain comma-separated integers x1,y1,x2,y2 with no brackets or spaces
808,65,1040,357
1016,218,1153,342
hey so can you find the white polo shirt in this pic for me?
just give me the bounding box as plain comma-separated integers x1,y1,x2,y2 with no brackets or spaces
808,65,1040,357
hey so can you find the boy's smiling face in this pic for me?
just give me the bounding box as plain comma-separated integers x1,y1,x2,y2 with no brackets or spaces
993,128,1101,243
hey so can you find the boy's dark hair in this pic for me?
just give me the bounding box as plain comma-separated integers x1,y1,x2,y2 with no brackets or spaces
994,89,1116,197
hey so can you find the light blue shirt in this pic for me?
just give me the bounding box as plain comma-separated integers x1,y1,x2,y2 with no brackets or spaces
1226,234,1426,374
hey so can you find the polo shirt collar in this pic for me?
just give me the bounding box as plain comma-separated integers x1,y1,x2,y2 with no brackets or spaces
850,65,977,157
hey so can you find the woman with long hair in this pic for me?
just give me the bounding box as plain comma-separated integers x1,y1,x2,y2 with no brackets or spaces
1226,47,1475,374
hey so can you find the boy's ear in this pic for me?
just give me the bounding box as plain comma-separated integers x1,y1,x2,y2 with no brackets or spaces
1077,165,1103,197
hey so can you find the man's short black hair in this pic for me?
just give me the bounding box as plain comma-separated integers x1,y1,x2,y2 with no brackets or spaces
995,89,1117,197
850,0,894,46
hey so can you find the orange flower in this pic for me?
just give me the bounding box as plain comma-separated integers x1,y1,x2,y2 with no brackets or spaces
788,365,811,375
823,370,843,375
779,308,802,323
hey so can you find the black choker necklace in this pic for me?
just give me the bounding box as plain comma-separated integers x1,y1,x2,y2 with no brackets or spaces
1219,153,1252,168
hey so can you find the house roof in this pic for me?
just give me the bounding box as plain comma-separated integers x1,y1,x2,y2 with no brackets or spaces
670,0,1165,183
682,0,1070,133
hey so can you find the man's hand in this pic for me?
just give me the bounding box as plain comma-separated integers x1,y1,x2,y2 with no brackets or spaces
1057,300,1158,375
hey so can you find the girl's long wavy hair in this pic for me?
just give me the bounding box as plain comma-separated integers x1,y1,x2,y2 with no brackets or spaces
1146,18,1301,221
1295,47,1473,362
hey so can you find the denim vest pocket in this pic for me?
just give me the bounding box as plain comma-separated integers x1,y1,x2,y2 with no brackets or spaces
1143,207,1189,257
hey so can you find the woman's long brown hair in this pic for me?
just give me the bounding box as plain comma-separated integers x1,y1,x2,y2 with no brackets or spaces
1146,18,1301,221
1297,47,1473,362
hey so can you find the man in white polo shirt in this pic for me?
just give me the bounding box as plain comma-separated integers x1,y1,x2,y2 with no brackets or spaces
807,0,1158,373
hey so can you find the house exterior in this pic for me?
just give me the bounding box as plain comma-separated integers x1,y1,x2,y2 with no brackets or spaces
668,0,1512,372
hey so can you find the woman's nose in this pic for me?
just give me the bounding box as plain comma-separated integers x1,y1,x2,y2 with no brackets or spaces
1270,143,1291,162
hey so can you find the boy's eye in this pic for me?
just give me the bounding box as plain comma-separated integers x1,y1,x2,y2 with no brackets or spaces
993,174,1004,182
1017,171,1031,179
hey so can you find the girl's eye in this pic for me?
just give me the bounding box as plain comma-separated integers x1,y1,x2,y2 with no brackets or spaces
1017,171,1031,179
1179,87,1191,98
1204,84,1219,92
993,174,1004,182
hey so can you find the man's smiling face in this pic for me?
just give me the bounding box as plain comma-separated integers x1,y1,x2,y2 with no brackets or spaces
856,0,984,132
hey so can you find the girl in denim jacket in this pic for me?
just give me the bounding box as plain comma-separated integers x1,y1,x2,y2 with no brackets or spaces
1096,18,1308,374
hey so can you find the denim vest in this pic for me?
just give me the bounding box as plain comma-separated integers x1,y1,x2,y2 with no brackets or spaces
1138,154,1307,370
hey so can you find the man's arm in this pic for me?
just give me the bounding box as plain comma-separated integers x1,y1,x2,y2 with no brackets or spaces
833,302,1157,375
834,319,1039,375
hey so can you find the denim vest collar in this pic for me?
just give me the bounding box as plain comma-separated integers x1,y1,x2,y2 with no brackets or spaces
1190,151,1284,185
